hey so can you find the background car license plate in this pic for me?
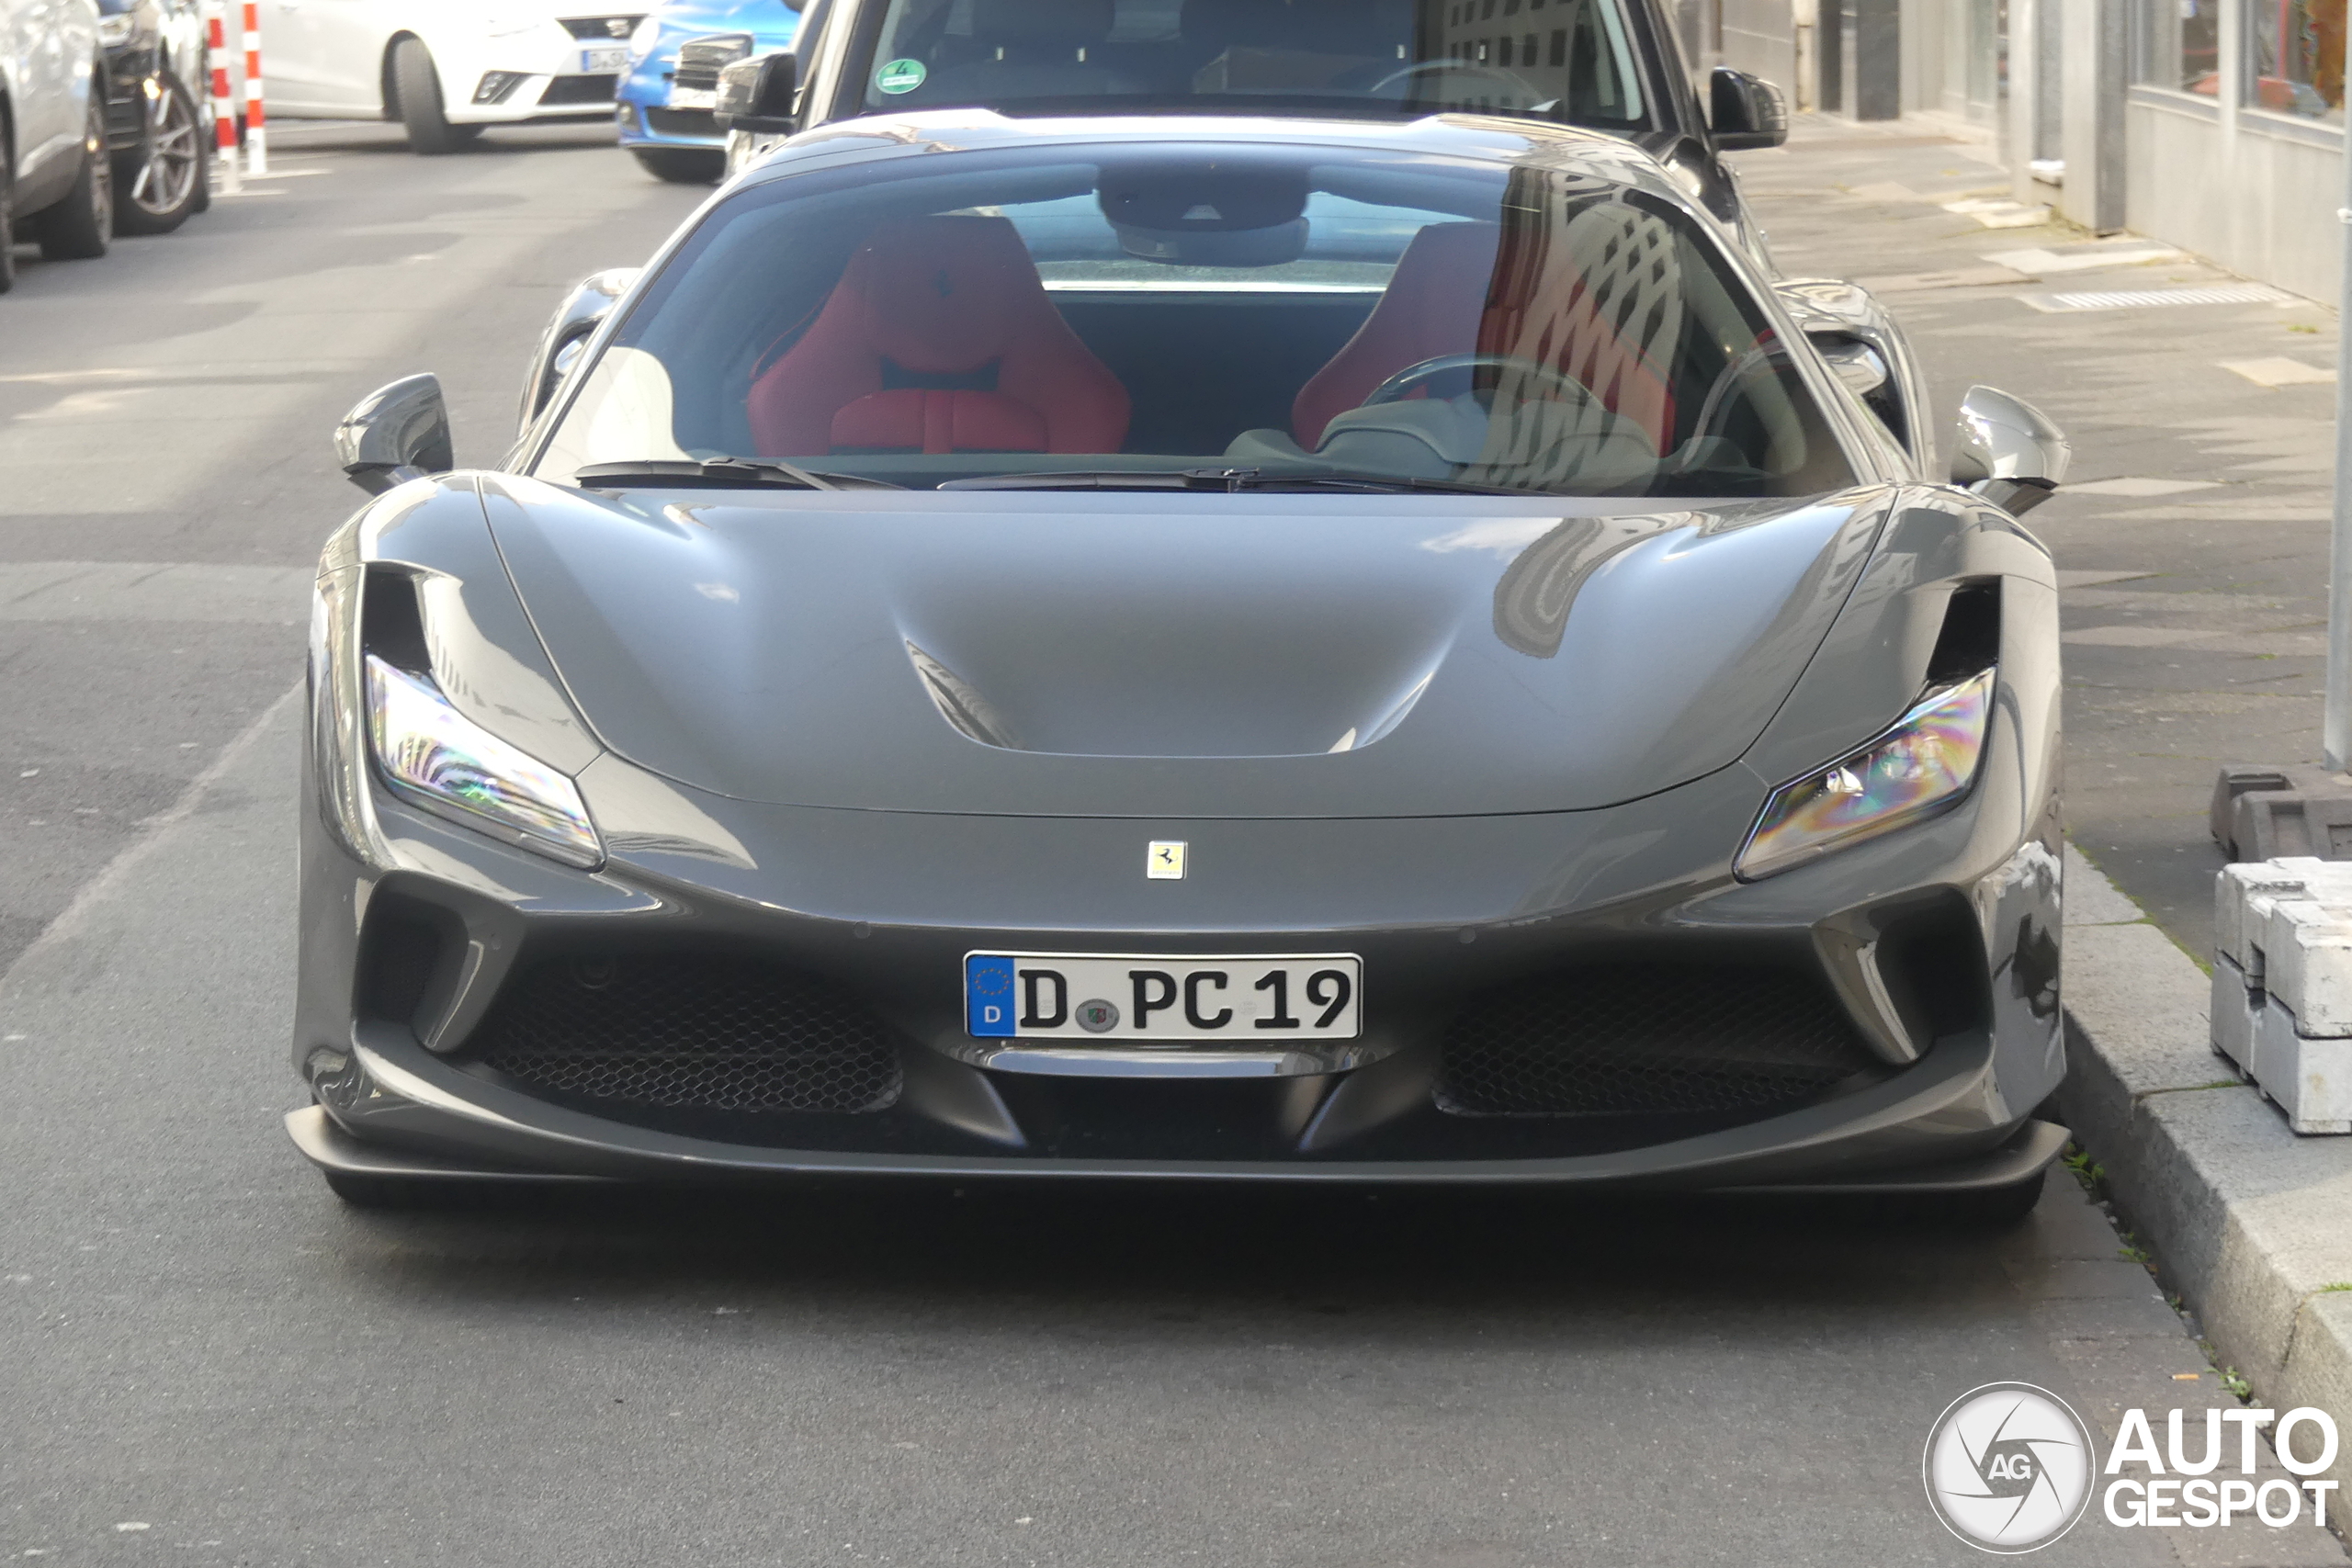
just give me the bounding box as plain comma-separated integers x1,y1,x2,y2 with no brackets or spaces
966,953,1361,1041
668,85,718,109
582,45,628,73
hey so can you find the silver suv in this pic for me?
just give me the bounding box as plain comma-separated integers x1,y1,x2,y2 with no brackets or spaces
1,0,116,292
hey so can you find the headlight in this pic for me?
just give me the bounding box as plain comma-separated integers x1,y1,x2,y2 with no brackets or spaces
1735,668,1995,881
366,655,602,867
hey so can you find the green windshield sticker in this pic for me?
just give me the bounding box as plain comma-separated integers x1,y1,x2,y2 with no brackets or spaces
876,58,927,94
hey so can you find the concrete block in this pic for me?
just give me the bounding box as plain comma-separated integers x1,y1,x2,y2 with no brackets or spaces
2211,762,2352,861
2261,892,2352,1033
2251,997,2352,1134
2211,857,2344,976
2212,860,2352,1131
2211,953,2256,1073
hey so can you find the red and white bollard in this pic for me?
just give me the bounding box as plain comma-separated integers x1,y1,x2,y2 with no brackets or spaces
206,5,240,194
240,0,268,178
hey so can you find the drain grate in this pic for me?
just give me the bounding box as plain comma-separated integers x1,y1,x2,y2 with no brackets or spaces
2020,282,2297,312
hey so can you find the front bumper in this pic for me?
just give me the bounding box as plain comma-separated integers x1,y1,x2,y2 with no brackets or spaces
616,99,720,150
288,1071,2071,1191
440,28,642,125
292,712,2067,1189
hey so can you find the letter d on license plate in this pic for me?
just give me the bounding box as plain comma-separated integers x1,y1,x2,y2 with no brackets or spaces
966,953,1361,1041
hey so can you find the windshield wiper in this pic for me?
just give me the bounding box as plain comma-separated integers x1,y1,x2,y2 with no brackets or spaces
941,467,1529,497
573,458,903,491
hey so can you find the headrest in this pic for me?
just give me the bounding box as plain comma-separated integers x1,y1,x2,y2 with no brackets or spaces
971,0,1116,44
837,215,1055,373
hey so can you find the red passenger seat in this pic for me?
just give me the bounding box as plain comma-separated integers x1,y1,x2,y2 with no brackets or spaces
747,215,1130,457
1290,219,1675,454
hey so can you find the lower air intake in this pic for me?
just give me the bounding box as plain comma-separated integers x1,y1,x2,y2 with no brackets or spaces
644,107,715,137
538,73,619,106
472,953,902,1114
1436,963,1881,1117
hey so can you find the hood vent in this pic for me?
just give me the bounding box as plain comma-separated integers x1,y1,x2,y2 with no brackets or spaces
906,642,1022,750
1927,580,2001,683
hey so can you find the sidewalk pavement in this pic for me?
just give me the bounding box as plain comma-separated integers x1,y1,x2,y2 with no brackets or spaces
1736,115,2339,963
1736,116,2352,1505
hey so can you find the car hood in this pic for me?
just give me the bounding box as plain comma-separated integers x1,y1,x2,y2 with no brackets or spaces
481,479,1886,819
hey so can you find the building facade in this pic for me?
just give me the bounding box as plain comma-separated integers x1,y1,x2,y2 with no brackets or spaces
1688,0,2345,300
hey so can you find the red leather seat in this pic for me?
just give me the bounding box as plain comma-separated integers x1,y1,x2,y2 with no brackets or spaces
1291,220,1674,454
747,215,1130,458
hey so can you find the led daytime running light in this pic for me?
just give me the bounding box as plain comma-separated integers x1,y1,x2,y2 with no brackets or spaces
366,655,601,867
1736,669,1995,881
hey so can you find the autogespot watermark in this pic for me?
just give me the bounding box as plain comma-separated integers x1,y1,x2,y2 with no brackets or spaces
1924,1383,2096,1551
1923,1383,2343,1553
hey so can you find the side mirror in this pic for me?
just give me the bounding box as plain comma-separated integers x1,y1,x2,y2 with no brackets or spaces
1951,386,2070,515
715,51,798,134
1710,67,1788,151
335,374,453,496
516,266,640,434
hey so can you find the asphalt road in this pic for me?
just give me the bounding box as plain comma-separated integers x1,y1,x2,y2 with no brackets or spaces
0,122,2342,1568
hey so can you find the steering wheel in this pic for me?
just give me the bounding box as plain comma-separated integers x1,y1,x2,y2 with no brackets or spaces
1363,353,1595,410
1367,58,1547,110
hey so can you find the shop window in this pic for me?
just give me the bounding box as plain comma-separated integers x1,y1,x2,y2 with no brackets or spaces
2248,0,2346,118
2135,0,2222,95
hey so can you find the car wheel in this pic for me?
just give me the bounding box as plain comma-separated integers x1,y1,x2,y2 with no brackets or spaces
632,145,725,185
115,74,206,235
392,37,469,155
37,93,114,261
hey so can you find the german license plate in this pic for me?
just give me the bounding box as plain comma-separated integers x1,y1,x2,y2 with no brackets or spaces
668,84,717,109
582,44,628,73
965,953,1361,1041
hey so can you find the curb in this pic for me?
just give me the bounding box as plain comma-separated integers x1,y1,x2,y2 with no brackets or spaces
2060,845,2352,1490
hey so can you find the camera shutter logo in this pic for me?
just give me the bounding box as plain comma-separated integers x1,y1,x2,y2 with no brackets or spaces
1923,1382,2094,1552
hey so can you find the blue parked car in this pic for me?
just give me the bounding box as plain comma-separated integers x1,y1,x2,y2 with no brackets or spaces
619,0,802,183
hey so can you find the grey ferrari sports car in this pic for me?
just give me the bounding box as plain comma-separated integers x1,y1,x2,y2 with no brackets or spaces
288,107,2073,1214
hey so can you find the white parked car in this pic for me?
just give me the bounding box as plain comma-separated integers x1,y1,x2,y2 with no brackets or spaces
1,0,114,291
255,0,646,153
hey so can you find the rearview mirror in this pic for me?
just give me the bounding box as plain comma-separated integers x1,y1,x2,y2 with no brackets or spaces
1710,68,1789,151
517,266,640,434
1951,386,2070,515
715,52,798,134
335,374,453,496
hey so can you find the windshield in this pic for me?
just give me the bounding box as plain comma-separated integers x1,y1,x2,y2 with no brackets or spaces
850,0,1650,129
537,141,1855,499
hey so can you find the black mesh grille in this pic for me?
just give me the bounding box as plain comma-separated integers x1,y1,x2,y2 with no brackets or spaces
1436,964,1881,1117
644,107,717,136
471,953,901,1115
538,73,620,106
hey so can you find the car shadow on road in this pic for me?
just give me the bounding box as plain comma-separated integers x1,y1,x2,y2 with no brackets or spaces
317,1178,2041,1327
261,123,629,158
